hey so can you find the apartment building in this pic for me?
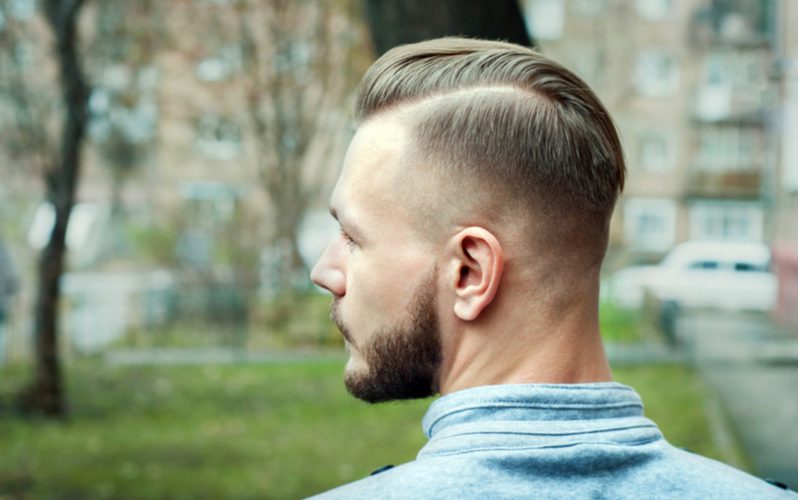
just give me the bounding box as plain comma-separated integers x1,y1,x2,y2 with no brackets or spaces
523,0,795,269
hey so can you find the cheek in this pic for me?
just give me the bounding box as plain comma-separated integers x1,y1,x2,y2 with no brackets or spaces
347,251,431,319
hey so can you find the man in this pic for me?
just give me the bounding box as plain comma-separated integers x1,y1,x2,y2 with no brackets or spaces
309,38,793,499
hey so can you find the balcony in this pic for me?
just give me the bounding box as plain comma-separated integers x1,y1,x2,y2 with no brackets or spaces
692,85,768,125
689,5,773,49
685,169,762,199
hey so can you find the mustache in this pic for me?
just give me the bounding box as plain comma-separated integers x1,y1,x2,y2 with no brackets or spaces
330,301,353,345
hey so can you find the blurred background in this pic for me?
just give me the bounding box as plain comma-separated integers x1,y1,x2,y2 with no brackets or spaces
0,0,796,497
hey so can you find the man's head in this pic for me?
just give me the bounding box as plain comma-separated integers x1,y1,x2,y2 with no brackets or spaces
311,37,625,402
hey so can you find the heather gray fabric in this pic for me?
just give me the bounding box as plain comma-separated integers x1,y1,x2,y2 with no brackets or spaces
310,383,795,499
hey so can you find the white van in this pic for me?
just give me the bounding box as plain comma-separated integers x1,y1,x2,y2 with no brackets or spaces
608,241,777,312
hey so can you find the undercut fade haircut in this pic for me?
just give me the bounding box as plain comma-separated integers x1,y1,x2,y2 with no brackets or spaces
354,37,626,245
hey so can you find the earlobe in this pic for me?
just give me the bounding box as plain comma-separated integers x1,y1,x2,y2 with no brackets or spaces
449,227,504,322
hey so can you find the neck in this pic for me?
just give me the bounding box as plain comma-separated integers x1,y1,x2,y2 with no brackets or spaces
437,292,612,394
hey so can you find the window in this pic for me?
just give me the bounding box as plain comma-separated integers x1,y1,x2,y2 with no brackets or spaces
638,129,676,172
623,198,677,252
703,51,764,88
695,51,766,120
635,0,673,21
694,84,733,121
523,0,564,41
634,50,679,97
695,126,761,171
734,261,765,272
688,260,720,270
196,114,241,160
688,201,763,242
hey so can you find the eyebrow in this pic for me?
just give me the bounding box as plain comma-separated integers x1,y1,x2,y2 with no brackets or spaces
330,207,365,241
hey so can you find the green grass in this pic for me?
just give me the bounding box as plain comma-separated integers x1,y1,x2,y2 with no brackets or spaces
0,359,427,499
0,360,744,499
600,301,647,343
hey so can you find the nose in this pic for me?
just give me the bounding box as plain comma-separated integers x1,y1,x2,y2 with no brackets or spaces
310,240,346,297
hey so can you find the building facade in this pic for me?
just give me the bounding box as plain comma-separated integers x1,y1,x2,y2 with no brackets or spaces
523,0,796,273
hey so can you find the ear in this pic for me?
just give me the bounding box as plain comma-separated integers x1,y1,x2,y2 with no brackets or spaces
447,227,505,321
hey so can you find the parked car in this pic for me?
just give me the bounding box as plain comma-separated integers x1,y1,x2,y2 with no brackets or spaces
608,241,777,312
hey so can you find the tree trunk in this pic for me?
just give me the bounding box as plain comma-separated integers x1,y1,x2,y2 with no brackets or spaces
20,0,89,417
362,0,532,55
27,204,69,415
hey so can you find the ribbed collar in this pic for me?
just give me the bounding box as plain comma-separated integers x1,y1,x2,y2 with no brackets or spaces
422,382,647,439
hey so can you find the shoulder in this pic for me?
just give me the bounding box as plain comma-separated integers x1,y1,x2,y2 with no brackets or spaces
306,455,495,499
307,444,796,499
650,445,796,499
306,461,439,500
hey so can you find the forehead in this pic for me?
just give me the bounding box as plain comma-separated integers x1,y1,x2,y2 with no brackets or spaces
331,116,409,219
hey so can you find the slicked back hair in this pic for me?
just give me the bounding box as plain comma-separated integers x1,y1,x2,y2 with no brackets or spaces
354,38,626,264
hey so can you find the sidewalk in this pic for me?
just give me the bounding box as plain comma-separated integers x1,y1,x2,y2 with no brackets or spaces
676,311,798,491
105,347,345,366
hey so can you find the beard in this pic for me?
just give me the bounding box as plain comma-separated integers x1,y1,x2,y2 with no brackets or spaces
331,273,442,404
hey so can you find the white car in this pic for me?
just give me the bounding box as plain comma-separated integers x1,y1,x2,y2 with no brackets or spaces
608,241,777,312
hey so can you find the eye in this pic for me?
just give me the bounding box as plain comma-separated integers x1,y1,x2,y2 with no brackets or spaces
340,228,357,248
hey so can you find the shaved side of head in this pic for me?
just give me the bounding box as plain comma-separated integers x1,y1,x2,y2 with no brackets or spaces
353,38,626,276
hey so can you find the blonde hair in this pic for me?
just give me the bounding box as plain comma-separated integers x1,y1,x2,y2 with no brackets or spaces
355,37,625,217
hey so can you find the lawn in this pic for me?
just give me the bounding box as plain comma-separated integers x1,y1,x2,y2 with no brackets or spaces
599,300,649,343
0,359,745,499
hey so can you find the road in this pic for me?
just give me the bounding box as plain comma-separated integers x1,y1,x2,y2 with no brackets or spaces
676,311,798,491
